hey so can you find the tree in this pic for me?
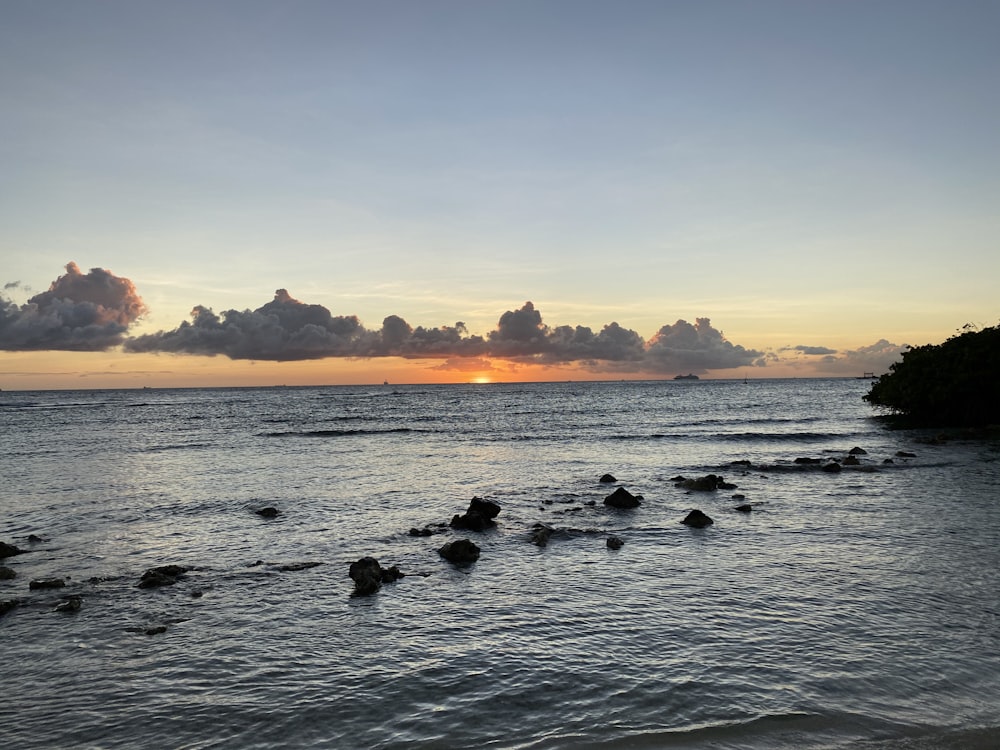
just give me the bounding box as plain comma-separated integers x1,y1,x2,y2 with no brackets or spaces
863,324,1000,427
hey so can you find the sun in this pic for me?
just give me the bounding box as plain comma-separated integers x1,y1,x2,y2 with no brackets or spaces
471,375,492,384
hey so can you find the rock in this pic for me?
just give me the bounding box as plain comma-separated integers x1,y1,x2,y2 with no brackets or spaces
530,524,555,547
668,475,687,482
606,536,624,550
848,447,868,455
882,458,895,464
731,493,745,500
895,451,917,458
54,596,82,613
604,486,642,509
27,534,45,544
821,462,842,473
438,539,481,565
734,504,753,513
348,557,404,597
842,455,861,466
138,565,189,589
793,457,821,465
254,507,280,518
599,473,617,483
145,626,168,636
450,497,502,532
681,509,714,528
0,566,15,580
29,578,66,590
730,459,753,467
0,599,19,617
0,542,23,559
678,474,735,491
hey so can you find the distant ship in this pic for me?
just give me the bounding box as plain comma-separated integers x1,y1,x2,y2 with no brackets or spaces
673,373,700,380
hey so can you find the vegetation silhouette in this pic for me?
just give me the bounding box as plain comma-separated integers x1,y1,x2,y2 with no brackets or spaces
864,323,1000,427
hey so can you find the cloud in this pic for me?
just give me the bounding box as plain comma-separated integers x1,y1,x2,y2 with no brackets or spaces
813,338,907,376
644,318,763,373
125,289,376,361
787,345,838,356
125,293,759,375
0,262,146,351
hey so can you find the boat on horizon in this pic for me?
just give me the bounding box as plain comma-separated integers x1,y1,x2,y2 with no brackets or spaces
673,373,699,380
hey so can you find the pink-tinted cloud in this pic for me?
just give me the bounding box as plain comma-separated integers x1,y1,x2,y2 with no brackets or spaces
0,262,146,351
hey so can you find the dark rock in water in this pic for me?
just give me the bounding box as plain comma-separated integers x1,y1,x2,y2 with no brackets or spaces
145,625,168,636
0,566,15,580
678,474,735,492
450,497,502,532
29,578,66,590
0,541,23,559
669,475,687,482
681,509,714,528
604,486,641,509
606,535,624,550
896,451,917,458
883,458,895,464
254,507,280,518
27,534,46,544
730,460,753,467
138,565,189,589
848,446,868,455
438,538,481,565
599,473,617,483
530,524,555,547
348,557,404,597
734,504,753,513
842,455,861,466
731,493,745,501
821,462,842,473
794,457,821,465
54,595,82,613
1,599,19,617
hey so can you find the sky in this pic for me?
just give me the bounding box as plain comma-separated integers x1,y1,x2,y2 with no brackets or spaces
1,0,998,389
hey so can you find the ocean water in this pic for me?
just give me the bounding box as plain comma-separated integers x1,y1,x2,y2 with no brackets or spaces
1,378,998,749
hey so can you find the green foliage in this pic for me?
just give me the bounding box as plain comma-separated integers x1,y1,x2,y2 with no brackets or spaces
864,323,1000,427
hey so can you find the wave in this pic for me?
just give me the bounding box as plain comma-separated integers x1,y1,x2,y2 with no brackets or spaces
260,427,425,438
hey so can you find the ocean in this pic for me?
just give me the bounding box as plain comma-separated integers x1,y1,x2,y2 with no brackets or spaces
1,378,998,749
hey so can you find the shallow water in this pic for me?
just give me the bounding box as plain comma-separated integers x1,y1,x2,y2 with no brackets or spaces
2,379,999,749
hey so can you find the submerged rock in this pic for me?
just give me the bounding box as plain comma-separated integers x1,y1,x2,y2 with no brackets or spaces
843,455,861,466
0,566,15,580
54,596,82,613
604,486,642,509
821,462,842,473
138,565,189,589
438,539,481,565
896,451,917,458
530,524,555,547
409,523,448,537
29,578,66,590
677,474,736,491
734,504,753,513
794,457,821,465
599,473,617,483
848,446,868,455
0,599,18,617
606,536,624,550
254,507,280,518
0,542,23,559
276,561,323,572
681,509,714,528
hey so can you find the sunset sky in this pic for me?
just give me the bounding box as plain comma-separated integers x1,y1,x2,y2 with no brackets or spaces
2,0,998,389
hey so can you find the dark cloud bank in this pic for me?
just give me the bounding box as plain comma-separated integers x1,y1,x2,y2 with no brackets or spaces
2,263,903,375
122,293,763,374
0,263,146,351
